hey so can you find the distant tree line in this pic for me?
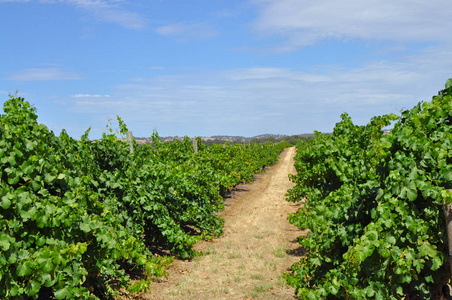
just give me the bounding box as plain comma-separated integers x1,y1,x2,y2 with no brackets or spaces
202,134,318,146
249,134,316,145
135,133,321,147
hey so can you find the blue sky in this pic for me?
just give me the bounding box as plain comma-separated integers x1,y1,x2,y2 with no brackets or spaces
1,0,451,139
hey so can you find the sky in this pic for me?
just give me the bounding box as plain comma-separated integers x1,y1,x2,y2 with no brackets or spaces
1,0,452,139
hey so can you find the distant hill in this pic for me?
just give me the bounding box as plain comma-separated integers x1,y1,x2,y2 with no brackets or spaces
133,133,318,146
252,134,287,139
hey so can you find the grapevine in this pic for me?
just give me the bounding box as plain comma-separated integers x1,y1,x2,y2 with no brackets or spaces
286,79,452,299
0,95,290,299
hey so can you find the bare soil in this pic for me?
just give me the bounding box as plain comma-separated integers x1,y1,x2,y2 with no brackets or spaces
140,146,305,299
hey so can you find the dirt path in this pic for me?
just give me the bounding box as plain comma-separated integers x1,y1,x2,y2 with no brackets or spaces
144,147,304,299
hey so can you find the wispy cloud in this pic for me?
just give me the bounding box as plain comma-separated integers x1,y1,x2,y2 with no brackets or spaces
7,68,82,81
63,45,451,137
71,94,111,98
155,22,218,41
68,0,147,29
251,0,452,49
1,0,146,29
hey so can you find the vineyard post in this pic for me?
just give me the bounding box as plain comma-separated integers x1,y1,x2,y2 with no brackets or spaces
126,131,134,154
193,138,198,154
444,189,452,280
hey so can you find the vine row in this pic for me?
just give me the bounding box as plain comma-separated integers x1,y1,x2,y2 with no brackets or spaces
0,95,290,299
286,79,452,299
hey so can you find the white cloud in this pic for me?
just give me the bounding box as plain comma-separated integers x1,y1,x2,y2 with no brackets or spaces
60,0,147,29
1,0,146,29
71,94,111,98
68,0,146,29
155,22,218,40
60,44,450,137
224,67,329,82
251,0,452,49
7,68,82,81
184,85,222,90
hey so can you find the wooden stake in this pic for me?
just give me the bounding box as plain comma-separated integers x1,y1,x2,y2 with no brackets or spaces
126,131,134,154
445,203,452,271
193,138,198,154
441,192,452,295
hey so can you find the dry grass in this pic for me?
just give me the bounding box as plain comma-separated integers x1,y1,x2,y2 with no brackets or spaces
136,147,306,300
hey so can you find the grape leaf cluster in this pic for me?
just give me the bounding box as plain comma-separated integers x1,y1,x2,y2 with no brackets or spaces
0,95,290,299
286,79,452,299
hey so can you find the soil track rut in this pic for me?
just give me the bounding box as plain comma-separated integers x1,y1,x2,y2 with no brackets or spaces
144,146,303,299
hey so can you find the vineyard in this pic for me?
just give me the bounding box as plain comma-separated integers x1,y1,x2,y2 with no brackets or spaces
3,78,452,300
0,95,291,299
286,79,452,299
